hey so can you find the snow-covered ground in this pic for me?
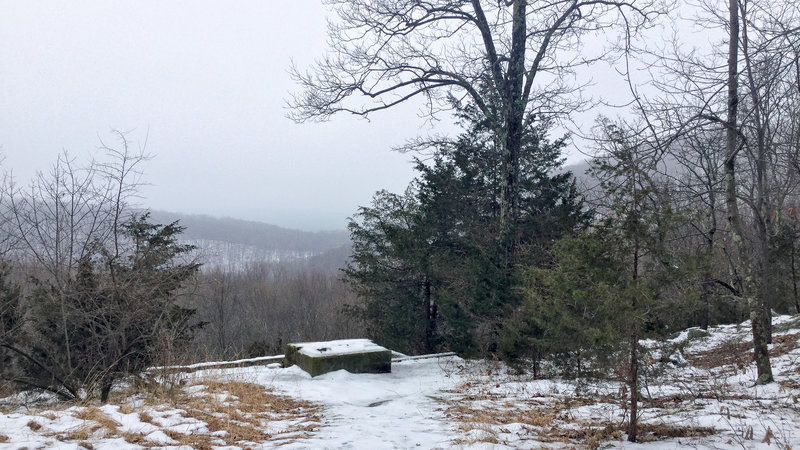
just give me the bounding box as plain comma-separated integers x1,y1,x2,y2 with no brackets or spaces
2,315,799,449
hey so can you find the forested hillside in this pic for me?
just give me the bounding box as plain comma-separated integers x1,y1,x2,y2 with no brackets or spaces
150,210,349,255
143,213,358,360
149,210,351,272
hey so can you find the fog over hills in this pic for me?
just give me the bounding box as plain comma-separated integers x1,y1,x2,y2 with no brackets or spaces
148,161,597,273
149,211,351,272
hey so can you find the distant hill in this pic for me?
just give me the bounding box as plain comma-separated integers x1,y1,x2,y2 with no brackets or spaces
149,211,352,272
148,162,594,273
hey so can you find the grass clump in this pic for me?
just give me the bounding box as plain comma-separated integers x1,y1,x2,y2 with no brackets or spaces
11,377,321,448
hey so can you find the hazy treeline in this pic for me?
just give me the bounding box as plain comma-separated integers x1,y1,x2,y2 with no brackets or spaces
0,136,363,399
188,262,363,360
150,214,361,361
150,210,350,255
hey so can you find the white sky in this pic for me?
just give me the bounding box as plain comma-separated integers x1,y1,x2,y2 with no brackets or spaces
0,1,439,231
0,1,659,231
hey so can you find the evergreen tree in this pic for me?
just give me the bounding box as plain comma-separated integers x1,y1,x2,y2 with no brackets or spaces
343,188,439,355
520,231,642,376
0,262,22,383
4,213,200,401
345,111,588,356
519,119,681,441
769,211,800,314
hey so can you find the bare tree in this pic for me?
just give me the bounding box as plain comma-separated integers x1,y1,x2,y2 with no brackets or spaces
0,132,201,401
627,0,800,384
188,262,364,360
0,158,19,258
5,131,149,285
709,0,800,384
289,0,665,256
1,133,151,393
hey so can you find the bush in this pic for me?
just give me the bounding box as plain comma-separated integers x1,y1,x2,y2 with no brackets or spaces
1,214,200,401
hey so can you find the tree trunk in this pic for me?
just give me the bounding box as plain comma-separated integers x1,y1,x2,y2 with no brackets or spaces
701,181,717,330
792,235,800,313
497,0,527,261
423,277,435,354
628,330,639,442
741,7,776,345
724,0,773,384
700,274,711,330
100,381,113,402
628,245,640,443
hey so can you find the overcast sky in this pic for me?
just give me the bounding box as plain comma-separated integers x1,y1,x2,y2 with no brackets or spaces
0,1,446,231
0,1,643,231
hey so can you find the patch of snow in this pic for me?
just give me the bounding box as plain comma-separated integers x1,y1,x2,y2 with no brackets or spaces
293,338,388,357
2,316,800,448
150,354,285,372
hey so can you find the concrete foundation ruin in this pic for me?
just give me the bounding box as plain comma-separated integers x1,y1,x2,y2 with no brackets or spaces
284,339,391,377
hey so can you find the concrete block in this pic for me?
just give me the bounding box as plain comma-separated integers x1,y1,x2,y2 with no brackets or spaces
284,339,391,377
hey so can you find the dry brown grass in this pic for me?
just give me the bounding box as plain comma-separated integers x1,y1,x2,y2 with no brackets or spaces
448,412,622,449
543,423,622,449
197,410,270,443
443,375,719,449
138,411,153,424
115,379,321,448
446,395,716,449
59,407,121,443
450,422,501,446
205,380,317,415
108,372,188,406
445,399,556,429
0,434,8,443
1,396,72,416
72,407,120,433
779,378,800,390
687,339,753,369
443,380,569,446
644,391,752,407
21,378,322,448
120,431,150,446
771,332,800,357
637,423,716,442
62,424,99,441
686,332,800,371
162,430,216,449
171,380,321,447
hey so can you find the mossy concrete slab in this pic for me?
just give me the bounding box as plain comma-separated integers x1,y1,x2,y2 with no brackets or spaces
284,339,391,377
